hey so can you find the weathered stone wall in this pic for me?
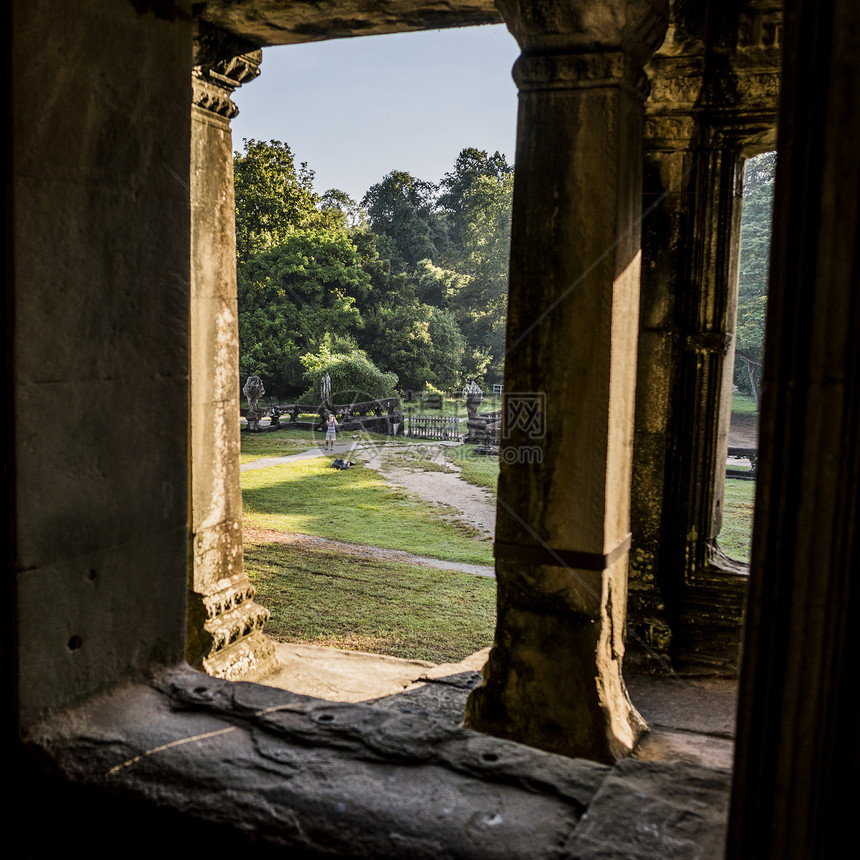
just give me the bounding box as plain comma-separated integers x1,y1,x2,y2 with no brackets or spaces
12,0,193,725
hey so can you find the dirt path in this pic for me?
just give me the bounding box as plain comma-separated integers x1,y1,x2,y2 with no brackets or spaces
357,445,497,540
242,441,497,575
729,412,758,447
244,528,495,578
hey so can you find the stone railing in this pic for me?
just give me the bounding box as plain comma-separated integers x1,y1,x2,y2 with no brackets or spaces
242,398,403,435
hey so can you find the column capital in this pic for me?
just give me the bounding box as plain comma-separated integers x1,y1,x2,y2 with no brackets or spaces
513,50,649,97
192,21,261,120
496,0,668,60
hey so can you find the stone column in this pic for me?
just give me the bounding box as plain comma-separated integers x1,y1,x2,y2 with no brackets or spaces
627,33,704,670
729,0,860,855
628,4,780,673
188,27,277,681
638,137,749,671
465,0,667,763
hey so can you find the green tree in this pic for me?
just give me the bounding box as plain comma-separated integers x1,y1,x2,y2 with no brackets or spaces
439,147,513,251
319,188,368,230
445,171,514,384
735,151,776,403
233,139,319,264
361,171,447,272
238,229,371,396
361,300,465,394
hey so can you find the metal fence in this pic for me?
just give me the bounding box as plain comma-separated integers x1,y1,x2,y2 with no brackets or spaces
406,415,461,441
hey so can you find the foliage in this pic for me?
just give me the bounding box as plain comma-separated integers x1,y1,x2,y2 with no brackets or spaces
438,147,513,249
319,188,368,230
443,170,514,384
235,142,514,399
349,248,467,393
233,139,320,264
362,299,465,394
299,342,398,403
412,258,471,308
361,170,447,272
238,229,371,395
735,151,776,397
422,382,447,405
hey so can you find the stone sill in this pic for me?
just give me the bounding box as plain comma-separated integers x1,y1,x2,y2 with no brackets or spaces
24,665,732,858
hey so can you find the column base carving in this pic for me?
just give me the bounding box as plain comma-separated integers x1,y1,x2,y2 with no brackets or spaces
203,630,278,683
189,571,281,682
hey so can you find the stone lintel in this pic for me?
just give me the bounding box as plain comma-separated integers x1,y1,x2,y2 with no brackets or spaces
197,0,504,47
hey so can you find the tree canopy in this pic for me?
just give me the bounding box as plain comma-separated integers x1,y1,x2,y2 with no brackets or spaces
735,151,776,403
237,228,370,393
235,142,514,400
233,139,320,264
361,171,448,273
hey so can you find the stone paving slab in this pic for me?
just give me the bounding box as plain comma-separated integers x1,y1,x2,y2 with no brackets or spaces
562,758,732,859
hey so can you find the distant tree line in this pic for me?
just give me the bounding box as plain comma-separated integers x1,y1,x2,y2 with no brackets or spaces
235,139,513,402
735,150,776,406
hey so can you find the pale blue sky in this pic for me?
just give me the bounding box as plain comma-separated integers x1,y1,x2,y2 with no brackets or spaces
230,24,521,203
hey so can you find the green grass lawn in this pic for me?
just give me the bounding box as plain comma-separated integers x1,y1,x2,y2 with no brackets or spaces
731,392,758,414
720,478,757,562
451,447,500,494
240,430,321,463
240,428,430,464
245,540,496,663
240,412,757,662
241,456,493,565
403,394,502,420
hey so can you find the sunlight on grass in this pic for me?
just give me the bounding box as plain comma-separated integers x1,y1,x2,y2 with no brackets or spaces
241,456,493,565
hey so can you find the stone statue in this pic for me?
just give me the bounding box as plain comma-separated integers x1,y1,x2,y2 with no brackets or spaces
243,375,265,432
464,381,483,421
321,371,333,411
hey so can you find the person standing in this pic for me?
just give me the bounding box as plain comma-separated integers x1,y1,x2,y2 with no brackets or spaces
324,412,339,451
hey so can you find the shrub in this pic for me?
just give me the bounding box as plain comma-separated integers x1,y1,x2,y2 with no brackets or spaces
300,346,398,404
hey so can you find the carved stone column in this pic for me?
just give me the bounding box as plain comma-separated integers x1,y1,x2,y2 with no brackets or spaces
627,15,705,671
628,1,780,673
188,26,277,681
465,0,668,763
